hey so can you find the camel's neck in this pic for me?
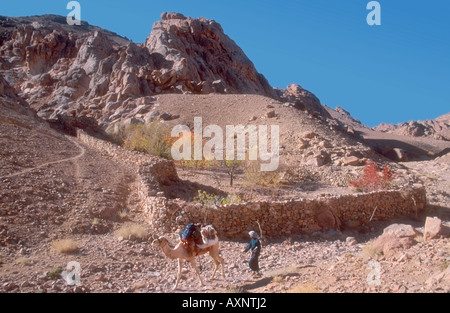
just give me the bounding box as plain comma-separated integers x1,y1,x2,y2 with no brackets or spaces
160,241,179,260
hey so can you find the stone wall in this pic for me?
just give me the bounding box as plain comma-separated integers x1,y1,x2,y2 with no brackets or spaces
144,186,426,238
77,130,427,238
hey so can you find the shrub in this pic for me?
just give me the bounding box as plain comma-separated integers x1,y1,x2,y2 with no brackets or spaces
115,223,147,241
52,239,79,254
115,122,173,159
47,268,63,280
348,161,394,192
193,190,242,206
174,132,216,169
361,244,383,260
16,257,32,266
272,276,284,283
118,209,128,220
287,283,320,293
244,161,281,187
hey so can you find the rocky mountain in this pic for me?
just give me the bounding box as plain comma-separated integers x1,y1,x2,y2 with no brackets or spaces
0,13,327,129
375,113,450,142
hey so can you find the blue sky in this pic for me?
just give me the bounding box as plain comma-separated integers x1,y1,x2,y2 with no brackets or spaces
1,1,449,126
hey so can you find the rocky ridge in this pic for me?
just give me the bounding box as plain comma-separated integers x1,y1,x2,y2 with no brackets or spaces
375,113,450,142
0,13,327,130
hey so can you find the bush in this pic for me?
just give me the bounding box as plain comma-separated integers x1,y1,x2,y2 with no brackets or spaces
47,268,63,280
52,239,79,254
287,283,320,293
361,244,383,260
348,161,394,192
244,161,281,187
193,190,242,206
114,122,173,159
115,223,147,241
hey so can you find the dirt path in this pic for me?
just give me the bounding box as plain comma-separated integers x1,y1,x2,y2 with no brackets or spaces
0,136,85,179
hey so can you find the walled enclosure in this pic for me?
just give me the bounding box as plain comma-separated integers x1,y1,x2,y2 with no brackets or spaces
78,130,427,238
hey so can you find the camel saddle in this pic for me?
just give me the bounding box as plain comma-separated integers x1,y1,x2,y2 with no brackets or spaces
179,223,217,255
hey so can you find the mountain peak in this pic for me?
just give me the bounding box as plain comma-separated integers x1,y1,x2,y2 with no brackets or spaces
145,12,274,97
0,13,331,126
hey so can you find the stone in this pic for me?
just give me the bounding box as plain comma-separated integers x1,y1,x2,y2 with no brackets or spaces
382,224,419,238
302,131,317,139
342,156,360,166
298,139,309,149
424,217,442,241
315,208,341,230
319,141,332,149
274,84,331,119
372,224,420,257
346,237,357,246
265,110,276,118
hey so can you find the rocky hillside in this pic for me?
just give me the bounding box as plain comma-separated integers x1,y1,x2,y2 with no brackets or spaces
0,13,327,129
375,113,450,142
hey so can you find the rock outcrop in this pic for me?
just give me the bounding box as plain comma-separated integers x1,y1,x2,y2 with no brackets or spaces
275,84,331,119
371,224,420,257
375,113,450,141
145,12,276,97
0,13,333,130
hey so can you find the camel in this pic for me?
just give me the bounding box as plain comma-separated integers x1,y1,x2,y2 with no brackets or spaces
152,225,225,291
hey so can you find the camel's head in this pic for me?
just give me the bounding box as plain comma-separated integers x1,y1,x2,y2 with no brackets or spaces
152,236,168,247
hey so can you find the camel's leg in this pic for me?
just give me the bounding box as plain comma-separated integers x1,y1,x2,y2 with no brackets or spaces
218,255,225,279
209,246,225,280
173,259,184,291
190,259,205,286
210,258,219,280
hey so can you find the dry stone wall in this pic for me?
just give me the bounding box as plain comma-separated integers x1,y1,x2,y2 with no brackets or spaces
77,131,427,238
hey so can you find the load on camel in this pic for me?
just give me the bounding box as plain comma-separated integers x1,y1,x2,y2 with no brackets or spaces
152,223,225,291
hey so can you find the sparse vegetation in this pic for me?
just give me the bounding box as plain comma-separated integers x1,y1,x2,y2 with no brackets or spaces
222,158,243,187
348,161,394,192
361,244,383,260
287,283,320,293
193,190,242,206
52,239,79,254
118,209,129,220
115,223,147,241
16,257,32,266
113,122,173,159
414,235,424,243
47,267,63,280
272,276,284,283
244,161,281,187
441,260,449,271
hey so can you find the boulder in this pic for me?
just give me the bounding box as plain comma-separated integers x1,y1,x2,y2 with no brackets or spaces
424,217,442,241
302,131,317,139
274,84,331,119
372,224,420,257
315,208,341,230
265,110,276,119
342,156,361,166
298,138,309,149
